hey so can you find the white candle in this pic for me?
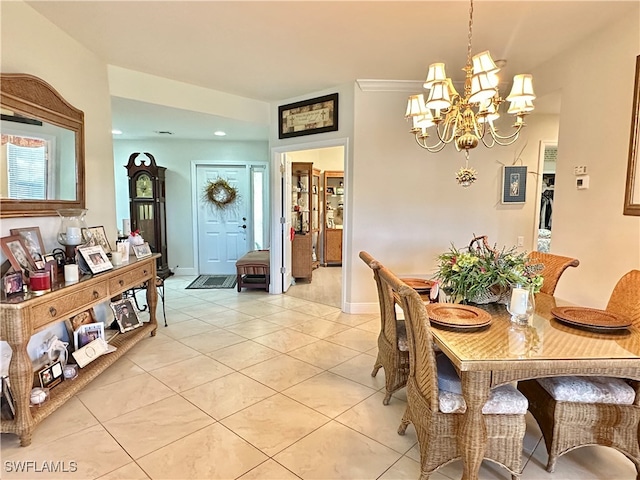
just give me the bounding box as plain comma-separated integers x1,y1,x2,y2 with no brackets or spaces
111,251,123,266
64,264,79,282
65,226,82,245
122,219,131,236
510,287,529,315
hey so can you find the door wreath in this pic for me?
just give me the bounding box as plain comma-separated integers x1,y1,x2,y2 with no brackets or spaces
203,178,239,210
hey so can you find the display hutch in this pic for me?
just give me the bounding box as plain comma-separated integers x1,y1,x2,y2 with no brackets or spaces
323,170,344,266
291,162,320,279
126,153,171,278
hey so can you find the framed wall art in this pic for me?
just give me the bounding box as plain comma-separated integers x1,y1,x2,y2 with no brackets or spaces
624,54,640,216
501,166,527,204
278,93,338,139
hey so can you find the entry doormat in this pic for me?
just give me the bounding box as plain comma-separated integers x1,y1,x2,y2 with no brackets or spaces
186,275,237,289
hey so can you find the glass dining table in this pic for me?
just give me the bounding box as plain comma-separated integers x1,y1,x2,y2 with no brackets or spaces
429,293,640,480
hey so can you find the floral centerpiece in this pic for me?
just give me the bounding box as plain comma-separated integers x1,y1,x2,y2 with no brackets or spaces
434,235,543,304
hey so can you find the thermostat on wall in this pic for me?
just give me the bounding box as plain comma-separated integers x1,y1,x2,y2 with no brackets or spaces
576,175,590,189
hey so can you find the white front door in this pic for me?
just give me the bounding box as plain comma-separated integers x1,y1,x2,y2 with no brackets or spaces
196,165,250,275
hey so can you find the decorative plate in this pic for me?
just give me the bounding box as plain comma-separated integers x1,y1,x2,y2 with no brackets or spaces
551,306,631,331
426,304,492,329
402,277,435,292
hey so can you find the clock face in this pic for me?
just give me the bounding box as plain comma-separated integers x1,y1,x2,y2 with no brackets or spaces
136,173,153,198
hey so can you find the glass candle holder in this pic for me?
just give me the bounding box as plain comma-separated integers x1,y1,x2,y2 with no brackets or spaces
56,209,88,261
506,283,535,325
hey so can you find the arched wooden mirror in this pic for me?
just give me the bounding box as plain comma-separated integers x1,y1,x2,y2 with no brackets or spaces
624,55,640,216
0,73,85,218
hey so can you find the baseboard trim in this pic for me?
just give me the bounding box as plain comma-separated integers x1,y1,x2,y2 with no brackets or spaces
344,302,378,315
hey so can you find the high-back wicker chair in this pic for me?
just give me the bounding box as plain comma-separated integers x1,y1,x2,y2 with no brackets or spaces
518,270,640,476
527,251,580,295
380,266,528,480
359,251,410,405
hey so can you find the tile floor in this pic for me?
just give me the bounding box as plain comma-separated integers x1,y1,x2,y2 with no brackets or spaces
1,276,636,479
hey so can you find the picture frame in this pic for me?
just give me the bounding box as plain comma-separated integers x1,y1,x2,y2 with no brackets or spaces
2,271,24,296
326,186,335,195
278,93,339,139
82,226,112,253
9,227,45,263
0,235,38,276
74,322,105,350
501,165,527,204
78,245,113,274
624,54,640,216
37,361,63,389
1,376,15,420
110,298,143,333
132,242,152,259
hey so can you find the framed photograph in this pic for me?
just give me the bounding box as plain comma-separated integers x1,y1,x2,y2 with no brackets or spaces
110,298,143,333
82,226,112,253
326,186,335,195
0,235,38,275
9,227,45,263
501,166,527,204
132,242,152,259
74,322,105,350
624,55,640,216
38,361,63,389
78,245,113,274
2,271,24,296
278,93,338,139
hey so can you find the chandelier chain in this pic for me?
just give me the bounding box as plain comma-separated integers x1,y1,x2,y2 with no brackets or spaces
467,0,474,66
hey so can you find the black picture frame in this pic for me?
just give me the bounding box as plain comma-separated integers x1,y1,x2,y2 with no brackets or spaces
501,166,527,204
278,93,338,139
38,361,63,389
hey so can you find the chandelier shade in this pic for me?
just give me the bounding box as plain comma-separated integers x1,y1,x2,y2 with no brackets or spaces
405,0,535,156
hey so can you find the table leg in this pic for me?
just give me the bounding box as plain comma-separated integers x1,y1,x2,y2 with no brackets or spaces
6,318,35,447
146,267,158,337
459,370,491,480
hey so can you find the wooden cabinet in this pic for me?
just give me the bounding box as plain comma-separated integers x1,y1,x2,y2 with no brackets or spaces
126,153,171,278
0,255,159,447
323,171,344,265
291,163,320,279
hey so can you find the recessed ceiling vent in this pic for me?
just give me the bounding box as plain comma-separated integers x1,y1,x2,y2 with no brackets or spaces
155,130,174,135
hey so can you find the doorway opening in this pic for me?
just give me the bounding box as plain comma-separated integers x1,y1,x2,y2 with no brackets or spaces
534,141,557,253
270,139,348,310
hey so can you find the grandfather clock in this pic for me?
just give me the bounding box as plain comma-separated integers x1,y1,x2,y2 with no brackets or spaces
126,152,171,278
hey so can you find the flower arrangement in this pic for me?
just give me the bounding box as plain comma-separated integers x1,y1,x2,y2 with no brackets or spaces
434,235,543,304
455,167,477,187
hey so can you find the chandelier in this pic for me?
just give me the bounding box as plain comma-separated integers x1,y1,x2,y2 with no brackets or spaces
405,0,535,159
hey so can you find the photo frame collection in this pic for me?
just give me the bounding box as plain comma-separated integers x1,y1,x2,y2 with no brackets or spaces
110,298,143,333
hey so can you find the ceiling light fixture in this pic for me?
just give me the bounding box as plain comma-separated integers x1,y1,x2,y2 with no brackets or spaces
405,0,535,164
214,131,226,137
111,129,122,135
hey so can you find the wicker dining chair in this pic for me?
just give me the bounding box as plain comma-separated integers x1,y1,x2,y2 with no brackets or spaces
359,251,410,405
381,267,528,480
518,270,640,477
527,251,580,295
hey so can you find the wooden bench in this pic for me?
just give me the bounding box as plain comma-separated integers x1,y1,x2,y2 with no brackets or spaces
236,250,270,292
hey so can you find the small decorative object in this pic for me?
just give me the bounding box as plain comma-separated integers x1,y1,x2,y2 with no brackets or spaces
37,361,63,389
63,364,78,380
110,298,143,333
78,245,113,274
203,178,239,210
116,240,130,262
132,242,153,259
128,230,144,247
44,335,69,367
111,251,123,265
455,166,478,187
2,271,23,296
29,387,49,406
506,283,536,324
71,337,109,368
82,226,112,253
336,182,344,195
278,93,339,139
63,264,80,283
434,235,543,304
501,165,528,203
56,208,88,261
122,218,132,236
29,271,51,293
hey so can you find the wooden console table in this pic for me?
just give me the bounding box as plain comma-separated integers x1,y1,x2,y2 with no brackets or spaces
0,254,159,446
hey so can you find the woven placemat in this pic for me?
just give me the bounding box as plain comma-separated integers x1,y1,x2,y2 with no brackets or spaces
426,303,492,328
551,306,631,330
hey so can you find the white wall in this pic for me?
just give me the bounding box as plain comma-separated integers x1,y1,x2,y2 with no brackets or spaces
113,139,268,273
287,146,344,172
534,13,640,307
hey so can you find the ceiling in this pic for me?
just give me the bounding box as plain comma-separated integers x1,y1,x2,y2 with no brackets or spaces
24,1,637,141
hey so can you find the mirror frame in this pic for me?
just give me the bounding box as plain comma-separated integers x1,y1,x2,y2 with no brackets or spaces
0,73,85,218
624,55,640,216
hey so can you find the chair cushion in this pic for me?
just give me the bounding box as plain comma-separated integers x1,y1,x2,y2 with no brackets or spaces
397,320,409,352
436,354,528,415
537,376,636,405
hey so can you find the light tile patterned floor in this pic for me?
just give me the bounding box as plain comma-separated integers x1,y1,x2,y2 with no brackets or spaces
1,275,636,479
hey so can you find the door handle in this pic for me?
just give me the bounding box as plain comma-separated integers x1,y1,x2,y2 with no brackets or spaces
239,225,247,229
